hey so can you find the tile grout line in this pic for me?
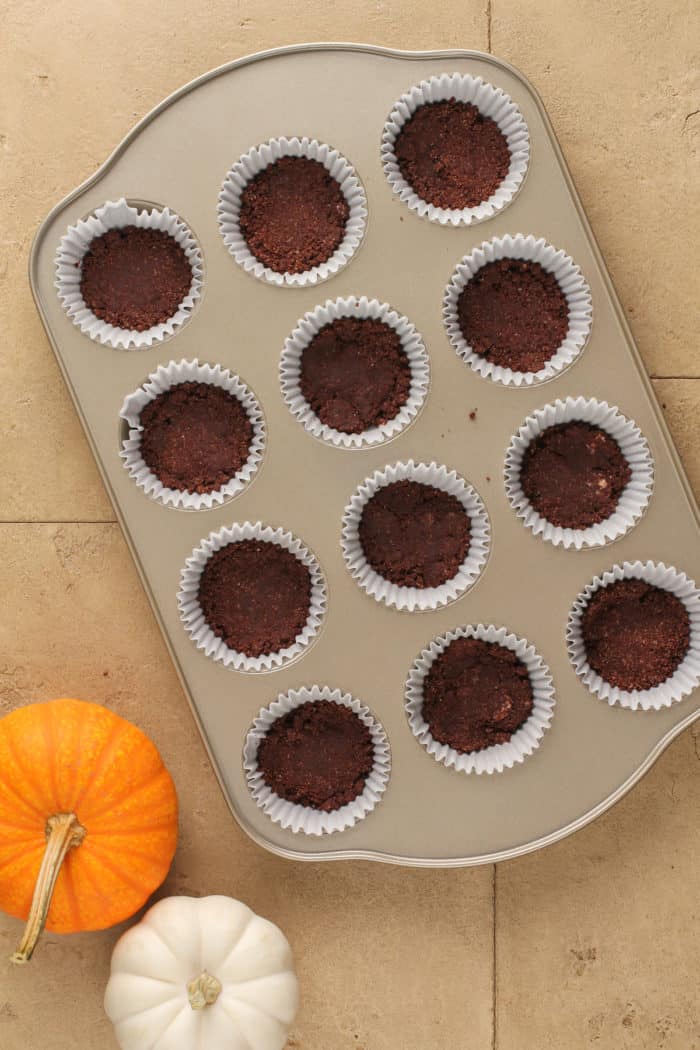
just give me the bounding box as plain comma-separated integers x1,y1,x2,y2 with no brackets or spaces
650,375,700,380
492,863,497,1050
0,520,118,526
486,0,492,52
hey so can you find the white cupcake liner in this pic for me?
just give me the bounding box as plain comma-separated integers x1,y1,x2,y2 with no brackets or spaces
55,198,203,349
505,397,654,550
567,561,700,711
178,522,327,672
243,685,391,836
405,624,555,774
443,234,593,386
119,358,266,510
381,73,530,227
217,137,368,287
341,461,490,612
279,296,430,449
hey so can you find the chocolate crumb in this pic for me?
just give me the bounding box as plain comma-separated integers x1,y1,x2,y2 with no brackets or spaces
239,156,349,274
394,99,511,210
457,258,569,374
520,421,631,529
422,637,534,753
198,540,312,658
581,578,690,691
300,318,411,434
256,700,374,811
80,226,192,331
140,382,253,494
359,479,470,588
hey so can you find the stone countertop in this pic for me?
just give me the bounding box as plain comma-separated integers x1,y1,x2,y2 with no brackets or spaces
0,3,698,1048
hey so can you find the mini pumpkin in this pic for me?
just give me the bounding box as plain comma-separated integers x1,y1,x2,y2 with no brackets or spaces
0,698,178,963
104,895,299,1050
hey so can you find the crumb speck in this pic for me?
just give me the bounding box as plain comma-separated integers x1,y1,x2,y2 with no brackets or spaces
469,410,477,421
485,475,491,482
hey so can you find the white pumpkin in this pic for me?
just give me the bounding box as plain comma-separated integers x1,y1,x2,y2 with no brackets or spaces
104,895,299,1050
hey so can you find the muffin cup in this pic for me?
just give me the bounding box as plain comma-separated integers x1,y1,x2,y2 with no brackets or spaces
178,522,327,672
405,624,555,774
243,685,391,836
341,461,490,612
55,197,203,349
505,397,654,549
217,137,368,287
279,296,430,449
567,560,700,711
119,358,266,510
381,72,530,227
443,234,593,386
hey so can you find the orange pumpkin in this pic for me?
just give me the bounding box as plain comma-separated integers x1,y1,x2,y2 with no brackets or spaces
0,698,178,963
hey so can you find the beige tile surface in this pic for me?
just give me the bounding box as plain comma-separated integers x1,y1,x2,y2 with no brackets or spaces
496,725,700,1050
1,3,699,1049
492,0,700,379
494,380,700,1050
0,523,493,1050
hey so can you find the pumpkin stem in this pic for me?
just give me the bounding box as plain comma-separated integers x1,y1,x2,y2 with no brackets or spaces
10,812,86,965
187,971,222,1009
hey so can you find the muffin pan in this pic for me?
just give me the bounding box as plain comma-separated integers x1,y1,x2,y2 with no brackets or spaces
31,44,700,866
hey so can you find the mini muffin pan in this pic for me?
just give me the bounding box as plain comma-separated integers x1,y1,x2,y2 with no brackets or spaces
31,45,700,866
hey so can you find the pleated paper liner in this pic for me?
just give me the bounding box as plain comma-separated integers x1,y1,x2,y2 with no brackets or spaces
505,397,654,549
341,461,490,612
120,358,265,510
178,522,326,673
567,561,700,710
244,685,391,836
217,136,367,287
405,624,555,774
443,233,592,386
280,295,429,449
381,72,530,226
55,197,203,349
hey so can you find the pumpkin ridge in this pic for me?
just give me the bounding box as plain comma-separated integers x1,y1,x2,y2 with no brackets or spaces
59,850,83,930
83,839,174,867
217,993,276,1040
217,911,255,971
81,839,163,896
43,702,62,812
0,842,44,875
221,973,299,1022
60,698,91,812
79,763,172,824
71,715,130,813
143,998,190,1050
2,723,49,820
86,817,178,837
0,814,41,835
